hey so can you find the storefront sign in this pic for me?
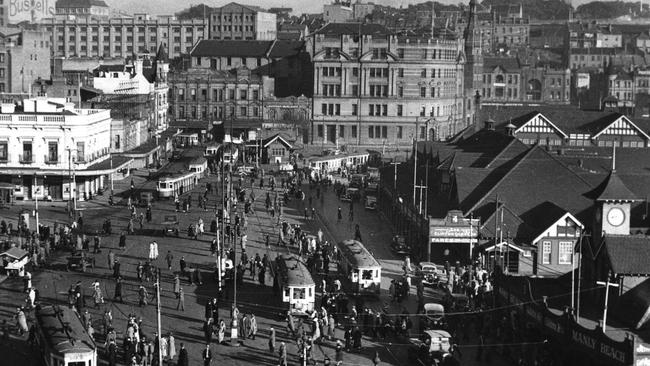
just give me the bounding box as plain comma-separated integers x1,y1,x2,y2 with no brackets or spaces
601,343,626,363
572,329,597,350
9,0,55,23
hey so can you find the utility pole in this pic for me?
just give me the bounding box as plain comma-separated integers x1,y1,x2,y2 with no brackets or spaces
412,137,418,205
493,195,499,271
596,278,619,333
156,268,162,366
389,161,400,191
34,175,39,235
414,181,427,215
229,113,239,347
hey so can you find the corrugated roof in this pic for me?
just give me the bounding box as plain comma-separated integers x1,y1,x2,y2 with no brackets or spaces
275,254,314,287
191,40,273,58
1,247,28,259
56,0,108,8
312,22,391,36
483,56,520,72
338,240,380,268
268,40,305,58
603,235,650,275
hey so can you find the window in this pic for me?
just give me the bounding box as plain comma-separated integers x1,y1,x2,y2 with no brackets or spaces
47,142,58,162
352,104,358,116
190,88,196,101
398,86,403,97
398,68,404,77
352,67,359,77
542,241,551,264
420,87,426,97
397,48,404,58
368,126,374,139
252,90,259,100
558,241,573,264
382,126,387,138
75,141,84,162
240,107,247,116
397,105,403,116
240,89,247,100
420,106,426,117
317,125,324,138
293,288,305,299
229,89,235,100
339,126,345,138
421,69,427,77
0,141,6,161
351,126,357,138
397,126,403,139
351,85,358,96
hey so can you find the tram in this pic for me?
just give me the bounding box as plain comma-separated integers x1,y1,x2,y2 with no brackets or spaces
156,157,208,198
307,152,369,173
273,254,315,316
337,239,382,295
35,305,97,366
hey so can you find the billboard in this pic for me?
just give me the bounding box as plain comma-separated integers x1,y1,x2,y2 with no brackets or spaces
9,0,56,24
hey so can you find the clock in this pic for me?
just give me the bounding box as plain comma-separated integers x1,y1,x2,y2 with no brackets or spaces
606,207,625,227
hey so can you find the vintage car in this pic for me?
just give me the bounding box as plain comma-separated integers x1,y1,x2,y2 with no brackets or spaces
349,174,365,188
407,330,455,366
364,195,377,210
390,235,410,255
416,262,447,287
340,187,361,202
162,215,180,237
138,192,154,207
423,303,446,330
66,254,95,272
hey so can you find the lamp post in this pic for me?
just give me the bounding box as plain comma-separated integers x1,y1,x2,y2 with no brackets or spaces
33,175,39,235
596,277,619,333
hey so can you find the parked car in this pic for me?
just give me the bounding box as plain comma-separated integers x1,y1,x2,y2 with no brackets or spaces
340,187,361,202
390,235,410,255
162,215,180,237
364,195,377,210
423,303,447,330
407,330,456,366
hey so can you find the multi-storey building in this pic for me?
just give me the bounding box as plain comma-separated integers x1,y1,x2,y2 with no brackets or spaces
188,39,312,97
208,2,276,40
455,3,529,54
55,0,110,19
309,22,465,146
480,57,570,105
41,14,207,59
0,26,51,94
323,0,376,23
568,22,623,49
0,97,130,201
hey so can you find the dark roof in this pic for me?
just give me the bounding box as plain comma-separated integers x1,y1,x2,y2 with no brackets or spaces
56,0,108,8
262,134,293,149
95,64,125,73
338,240,380,268
191,40,273,58
483,56,520,72
275,254,314,287
1,247,28,259
603,235,650,275
312,22,391,36
593,170,638,202
155,43,168,62
36,305,96,355
268,40,305,58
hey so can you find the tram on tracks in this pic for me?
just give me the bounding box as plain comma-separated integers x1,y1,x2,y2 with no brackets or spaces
337,239,382,295
35,305,97,366
156,157,208,198
306,152,369,173
273,254,316,316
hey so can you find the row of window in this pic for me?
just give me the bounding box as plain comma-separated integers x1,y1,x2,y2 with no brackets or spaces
396,47,456,61
314,125,405,140
483,74,519,85
321,66,456,80
320,103,452,117
211,25,254,32
177,105,260,119
58,26,202,34
212,14,256,22
176,88,259,101
541,241,573,265
58,45,174,54
320,84,449,98
0,141,87,163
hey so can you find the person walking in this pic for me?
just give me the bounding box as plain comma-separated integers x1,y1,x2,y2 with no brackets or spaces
217,320,226,344
278,342,288,366
337,207,342,223
173,274,180,298
241,314,250,345
108,250,115,270
335,340,344,366
177,343,188,366
202,344,212,366
268,327,276,353
250,314,258,340
177,287,185,311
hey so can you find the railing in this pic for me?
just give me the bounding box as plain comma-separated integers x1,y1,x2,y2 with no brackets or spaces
44,154,60,164
19,153,33,164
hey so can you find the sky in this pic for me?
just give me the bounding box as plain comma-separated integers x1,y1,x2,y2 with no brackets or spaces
107,0,638,17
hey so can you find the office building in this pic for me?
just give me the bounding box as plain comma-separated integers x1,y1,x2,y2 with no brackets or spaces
0,26,51,94
208,2,277,40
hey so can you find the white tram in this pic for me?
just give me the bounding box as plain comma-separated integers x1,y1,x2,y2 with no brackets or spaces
338,239,382,295
36,305,97,366
274,254,315,315
157,157,208,198
307,152,369,173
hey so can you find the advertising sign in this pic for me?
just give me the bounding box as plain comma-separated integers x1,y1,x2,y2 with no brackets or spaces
9,0,56,24
577,73,590,89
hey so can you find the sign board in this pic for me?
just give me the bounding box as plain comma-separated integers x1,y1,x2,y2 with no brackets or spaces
9,0,56,24
577,73,590,89
248,130,257,141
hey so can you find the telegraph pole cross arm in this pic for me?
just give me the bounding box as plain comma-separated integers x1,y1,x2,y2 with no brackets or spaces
596,279,619,334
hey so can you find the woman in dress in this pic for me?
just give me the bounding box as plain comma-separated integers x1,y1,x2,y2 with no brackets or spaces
218,319,226,344
168,332,176,361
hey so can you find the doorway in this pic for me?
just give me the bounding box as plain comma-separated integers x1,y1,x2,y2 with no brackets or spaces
327,125,336,144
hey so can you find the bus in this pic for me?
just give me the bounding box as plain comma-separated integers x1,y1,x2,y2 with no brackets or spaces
35,305,97,366
337,239,382,295
273,254,315,316
156,157,207,199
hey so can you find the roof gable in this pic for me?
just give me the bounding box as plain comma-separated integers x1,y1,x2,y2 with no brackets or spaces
263,134,292,149
514,112,569,138
530,206,585,245
590,114,650,140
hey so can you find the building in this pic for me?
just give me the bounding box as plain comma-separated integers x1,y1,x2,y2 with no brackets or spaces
278,23,309,40
187,39,312,97
0,26,51,94
208,2,277,40
55,0,110,19
0,97,131,200
569,22,623,49
480,56,570,105
41,14,207,59
309,22,465,147
323,0,376,23
261,133,293,164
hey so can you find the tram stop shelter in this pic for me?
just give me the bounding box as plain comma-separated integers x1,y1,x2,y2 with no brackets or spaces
0,246,29,276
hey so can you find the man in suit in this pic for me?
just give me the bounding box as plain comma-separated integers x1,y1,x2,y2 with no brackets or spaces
177,343,188,366
202,343,212,366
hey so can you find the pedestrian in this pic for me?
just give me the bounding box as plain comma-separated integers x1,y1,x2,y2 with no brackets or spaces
337,207,342,222
278,342,288,366
138,286,148,307
373,351,381,366
166,250,173,270
180,256,186,273
268,327,276,353
202,344,212,366
173,274,180,298
119,232,126,250
177,287,185,311
15,308,27,335
250,314,258,340
108,250,115,270
241,314,250,345
217,320,225,344
177,343,188,366
335,340,343,366
114,277,123,303
204,319,214,344
328,313,336,340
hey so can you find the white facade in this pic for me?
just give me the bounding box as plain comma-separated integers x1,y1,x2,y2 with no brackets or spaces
255,12,278,40
93,60,153,94
0,98,113,200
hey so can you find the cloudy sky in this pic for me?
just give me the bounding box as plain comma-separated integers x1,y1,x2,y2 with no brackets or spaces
107,0,621,16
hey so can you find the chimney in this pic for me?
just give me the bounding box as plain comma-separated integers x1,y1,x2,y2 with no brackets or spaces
504,122,516,136
134,59,144,76
484,118,495,130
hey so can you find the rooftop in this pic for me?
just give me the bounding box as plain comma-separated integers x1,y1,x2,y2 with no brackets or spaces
36,305,95,355
56,0,108,8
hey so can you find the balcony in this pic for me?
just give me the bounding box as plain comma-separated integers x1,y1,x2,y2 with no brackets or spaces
19,153,33,164
45,155,61,165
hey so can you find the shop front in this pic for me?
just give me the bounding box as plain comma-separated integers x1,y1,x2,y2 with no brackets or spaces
428,210,479,264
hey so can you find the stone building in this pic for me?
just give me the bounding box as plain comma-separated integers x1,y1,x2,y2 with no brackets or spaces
0,26,51,94
208,2,277,40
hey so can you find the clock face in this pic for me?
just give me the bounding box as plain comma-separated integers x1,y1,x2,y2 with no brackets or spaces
607,207,625,227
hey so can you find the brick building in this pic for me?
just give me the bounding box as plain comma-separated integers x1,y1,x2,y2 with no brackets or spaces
0,26,51,94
